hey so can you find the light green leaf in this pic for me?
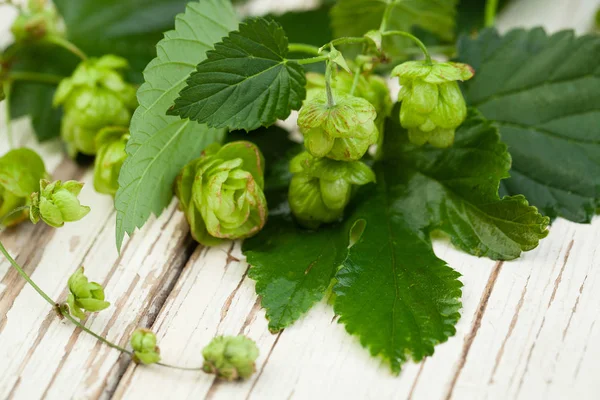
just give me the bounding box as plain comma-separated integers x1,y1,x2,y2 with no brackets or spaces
168,18,307,131
384,109,549,260
331,0,458,55
115,0,237,249
458,28,600,223
334,166,463,373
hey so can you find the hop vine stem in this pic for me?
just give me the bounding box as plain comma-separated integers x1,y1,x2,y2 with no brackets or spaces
3,81,13,149
0,207,206,373
44,35,88,61
485,0,500,27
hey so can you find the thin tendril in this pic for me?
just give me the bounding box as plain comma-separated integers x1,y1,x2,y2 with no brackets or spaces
44,35,88,61
381,31,432,65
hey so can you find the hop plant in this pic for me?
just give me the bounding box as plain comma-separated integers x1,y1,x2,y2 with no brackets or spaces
30,180,91,228
202,336,259,381
392,60,474,148
130,329,161,365
94,127,129,196
306,71,393,135
298,91,379,161
174,141,268,246
0,148,48,227
289,152,376,229
53,55,137,157
66,267,110,320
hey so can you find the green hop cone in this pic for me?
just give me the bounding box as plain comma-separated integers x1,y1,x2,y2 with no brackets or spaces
392,60,474,148
306,71,393,136
0,148,48,227
11,0,60,43
65,267,110,320
298,91,379,161
289,152,375,229
94,127,129,196
53,55,137,157
130,329,161,365
202,336,259,381
30,179,91,228
175,141,268,246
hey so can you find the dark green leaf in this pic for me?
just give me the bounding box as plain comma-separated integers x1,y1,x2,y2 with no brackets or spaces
53,0,188,83
458,28,600,223
244,216,347,332
115,0,237,249
7,45,78,141
169,18,307,131
334,166,463,373
331,0,457,55
384,109,549,260
271,5,333,48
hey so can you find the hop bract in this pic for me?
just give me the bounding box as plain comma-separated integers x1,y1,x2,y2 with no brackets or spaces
130,329,161,365
298,91,378,161
0,148,48,227
289,152,375,229
53,55,137,156
66,267,110,320
11,0,60,43
94,127,129,196
392,60,474,148
174,141,267,246
202,335,259,381
30,180,91,228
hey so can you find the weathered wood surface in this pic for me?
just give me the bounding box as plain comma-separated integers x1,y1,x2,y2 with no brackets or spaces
0,0,599,399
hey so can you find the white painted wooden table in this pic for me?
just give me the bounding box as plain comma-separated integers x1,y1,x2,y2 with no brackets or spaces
0,0,599,399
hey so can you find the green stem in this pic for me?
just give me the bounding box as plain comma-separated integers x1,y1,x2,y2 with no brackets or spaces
324,59,335,107
43,35,88,61
62,311,133,355
379,1,395,32
349,65,362,96
328,37,368,48
382,31,432,64
3,81,13,149
485,0,499,27
0,208,55,307
0,207,209,374
288,43,321,56
9,71,64,85
295,55,329,65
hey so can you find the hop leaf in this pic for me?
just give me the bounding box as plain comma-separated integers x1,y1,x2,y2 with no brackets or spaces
0,148,48,227
30,180,90,228
53,55,137,157
288,152,375,229
392,60,474,148
65,267,110,320
130,329,161,365
202,336,259,381
94,127,129,196
298,92,378,161
174,141,268,245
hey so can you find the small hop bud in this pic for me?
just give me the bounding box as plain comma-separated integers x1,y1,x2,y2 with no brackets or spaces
130,329,161,365
298,91,379,161
174,141,267,246
0,148,48,227
65,267,110,320
289,152,376,229
202,336,259,381
30,179,91,228
392,60,474,148
10,1,60,44
94,127,129,196
53,55,137,157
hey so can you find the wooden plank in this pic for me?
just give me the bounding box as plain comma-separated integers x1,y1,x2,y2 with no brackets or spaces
0,92,196,398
